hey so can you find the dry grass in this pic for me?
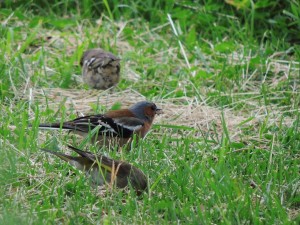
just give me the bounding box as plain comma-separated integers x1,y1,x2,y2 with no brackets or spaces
24,88,253,141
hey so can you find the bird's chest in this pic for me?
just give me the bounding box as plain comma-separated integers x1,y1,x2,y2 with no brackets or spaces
138,122,151,138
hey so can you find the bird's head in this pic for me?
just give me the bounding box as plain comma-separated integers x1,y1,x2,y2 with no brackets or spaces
129,101,162,122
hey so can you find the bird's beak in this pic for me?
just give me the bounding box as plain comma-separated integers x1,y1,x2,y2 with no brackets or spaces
155,108,163,115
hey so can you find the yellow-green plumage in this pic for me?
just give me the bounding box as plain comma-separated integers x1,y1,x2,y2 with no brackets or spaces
41,145,147,194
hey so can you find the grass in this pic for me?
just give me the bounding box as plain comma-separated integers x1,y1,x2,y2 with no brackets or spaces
0,1,299,224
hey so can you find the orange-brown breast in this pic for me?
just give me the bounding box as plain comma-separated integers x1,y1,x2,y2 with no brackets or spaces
138,121,152,138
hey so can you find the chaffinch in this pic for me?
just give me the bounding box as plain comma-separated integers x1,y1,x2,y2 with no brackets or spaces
80,48,121,90
37,101,163,147
41,145,147,194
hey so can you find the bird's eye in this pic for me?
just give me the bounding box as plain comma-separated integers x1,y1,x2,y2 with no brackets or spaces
151,104,157,111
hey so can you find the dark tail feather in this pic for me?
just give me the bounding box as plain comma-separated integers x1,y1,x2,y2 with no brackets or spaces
67,145,99,162
67,145,113,172
40,148,74,163
37,123,75,131
66,145,90,158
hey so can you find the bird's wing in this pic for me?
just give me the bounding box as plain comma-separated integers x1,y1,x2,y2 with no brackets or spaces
67,145,117,173
64,115,144,138
85,53,120,69
86,57,111,69
37,114,143,138
96,116,144,138
67,114,107,132
40,148,94,171
113,117,144,129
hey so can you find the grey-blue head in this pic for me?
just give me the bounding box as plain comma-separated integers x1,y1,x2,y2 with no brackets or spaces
129,101,162,122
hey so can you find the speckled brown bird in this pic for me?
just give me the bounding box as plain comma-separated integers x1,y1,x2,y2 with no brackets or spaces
80,48,121,89
41,145,147,194
36,101,162,148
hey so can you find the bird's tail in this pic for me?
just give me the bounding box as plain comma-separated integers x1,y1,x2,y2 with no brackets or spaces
66,145,113,172
67,145,89,157
33,123,75,131
40,148,74,163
